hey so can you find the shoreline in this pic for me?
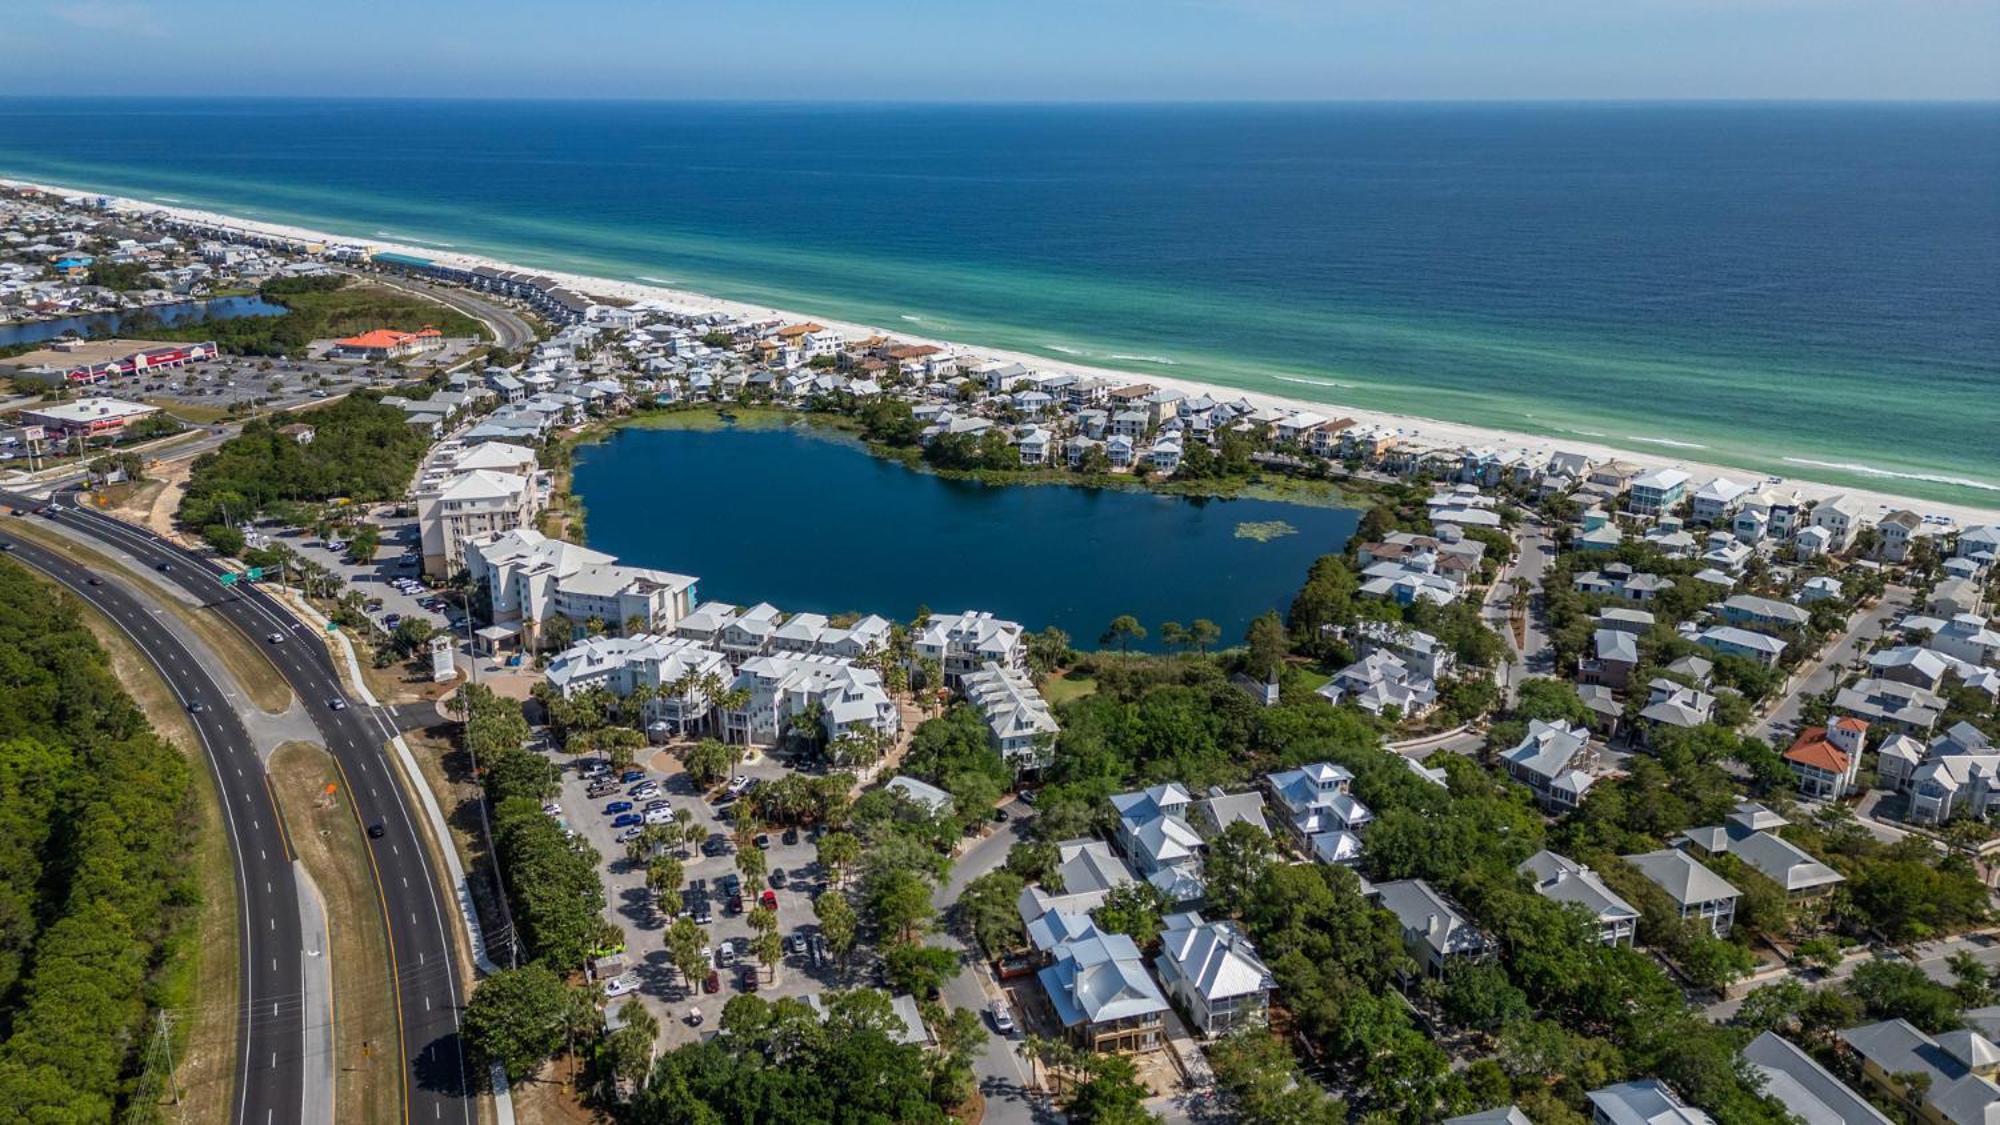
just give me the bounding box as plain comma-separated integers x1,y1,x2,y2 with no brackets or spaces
13,175,1997,526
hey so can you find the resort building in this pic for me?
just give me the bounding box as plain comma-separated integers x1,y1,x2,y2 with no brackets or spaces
464,528,698,650
723,653,900,749
415,468,539,579
543,633,729,735
960,661,1059,771
911,610,1027,684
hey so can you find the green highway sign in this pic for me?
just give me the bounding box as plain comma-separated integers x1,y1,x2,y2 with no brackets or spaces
217,572,238,586
326,621,339,633
244,567,263,581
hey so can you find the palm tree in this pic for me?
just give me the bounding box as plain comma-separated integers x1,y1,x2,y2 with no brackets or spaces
716,686,752,744
698,671,727,737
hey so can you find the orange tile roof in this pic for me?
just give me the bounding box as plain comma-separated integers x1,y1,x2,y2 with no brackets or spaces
335,327,439,348
1783,727,1851,774
1834,716,1870,733
776,322,825,338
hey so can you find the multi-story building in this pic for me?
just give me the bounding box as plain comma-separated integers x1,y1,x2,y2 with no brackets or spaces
465,528,698,650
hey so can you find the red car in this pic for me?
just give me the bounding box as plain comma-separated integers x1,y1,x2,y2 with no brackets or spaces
759,889,777,910
702,970,720,994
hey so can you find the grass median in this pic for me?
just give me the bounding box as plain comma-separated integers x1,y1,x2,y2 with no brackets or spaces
0,514,295,713
268,741,403,1125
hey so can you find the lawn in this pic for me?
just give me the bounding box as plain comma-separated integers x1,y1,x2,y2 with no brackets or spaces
1042,670,1099,704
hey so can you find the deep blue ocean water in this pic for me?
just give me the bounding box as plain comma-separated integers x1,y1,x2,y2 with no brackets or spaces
2,99,1994,504
570,424,1358,647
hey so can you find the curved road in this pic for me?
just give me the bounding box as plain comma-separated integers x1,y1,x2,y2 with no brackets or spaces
340,267,538,352
2,493,478,1125
0,533,307,1125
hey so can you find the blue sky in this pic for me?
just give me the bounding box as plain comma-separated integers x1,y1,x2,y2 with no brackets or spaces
6,0,1997,100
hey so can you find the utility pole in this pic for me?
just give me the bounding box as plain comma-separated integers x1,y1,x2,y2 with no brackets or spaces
150,1010,184,1109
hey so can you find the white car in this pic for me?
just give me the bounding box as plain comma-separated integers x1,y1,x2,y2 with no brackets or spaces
604,973,639,998
990,1000,1016,1035
725,775,754,796
644,807,675,825
615,826,642,843
541,802,562,817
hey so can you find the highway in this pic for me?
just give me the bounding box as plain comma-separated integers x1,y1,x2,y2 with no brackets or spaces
0,532,308,1125
1,492,479,1125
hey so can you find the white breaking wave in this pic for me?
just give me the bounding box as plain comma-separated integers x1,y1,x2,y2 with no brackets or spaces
152,196,182,203
1783,458,2000,494
1273,374,1353,389
375,231,456,248
899,315,923,322
1629,436,1708,450
1109,354,1177,365
1552,427,1608,438
636,275,676,285
1046,344,1087,356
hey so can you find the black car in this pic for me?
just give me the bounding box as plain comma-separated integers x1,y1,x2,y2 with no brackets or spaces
367,822,386,839
0,541,12,552
770,868,786,888
186,700,205,713
702,834,731,857
86,576,103,586
156,561,172,572
781,827,799,846
754,834,771,850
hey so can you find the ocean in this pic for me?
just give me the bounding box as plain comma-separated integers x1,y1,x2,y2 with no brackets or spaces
2,98,1995,505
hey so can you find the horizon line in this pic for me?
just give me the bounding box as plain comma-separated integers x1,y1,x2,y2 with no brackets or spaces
0,94,1996,108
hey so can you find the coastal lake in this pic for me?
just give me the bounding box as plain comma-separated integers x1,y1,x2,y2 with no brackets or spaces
570,423,1358,649
0,295,288,348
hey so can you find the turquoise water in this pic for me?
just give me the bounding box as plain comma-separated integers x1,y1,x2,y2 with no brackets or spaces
571,424,1358,647
2,99,1994,506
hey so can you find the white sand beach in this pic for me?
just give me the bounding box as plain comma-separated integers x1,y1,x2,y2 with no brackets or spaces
18,177,1999,526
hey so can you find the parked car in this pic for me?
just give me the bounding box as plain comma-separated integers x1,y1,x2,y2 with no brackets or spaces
702,835,730,857
630,782,661,798
615,826,642,843
782,827,799,846
754,833,771,850
611,813,642,828
703,971,720,994
644,799,671,811
726,775,755,796
540,802,561,816
644,808,674,825
605,974,639,998
760,889,778,910
716,943,735,966
620,770,645,784
741,967,759,993
770,868,786,888
604,800,633,814
990,1000,1016,1035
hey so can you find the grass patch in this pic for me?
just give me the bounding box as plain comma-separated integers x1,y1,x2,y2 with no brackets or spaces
1042,670,1100,705
143,398,234,424
268,742,403,1125
118,277,487,358
0,515,295,713
1234,519,1299,542
68,591,241,1125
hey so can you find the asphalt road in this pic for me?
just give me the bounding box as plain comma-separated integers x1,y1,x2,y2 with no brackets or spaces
2,492,479,1125
0,532,307,1125
1751,585,1911,744
340,268,538,352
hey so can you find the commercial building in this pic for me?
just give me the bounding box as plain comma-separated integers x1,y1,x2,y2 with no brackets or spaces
19,395,159,437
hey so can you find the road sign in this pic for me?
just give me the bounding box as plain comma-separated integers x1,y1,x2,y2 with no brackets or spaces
243,567,263,581
217,572,238,587
326,621,339,633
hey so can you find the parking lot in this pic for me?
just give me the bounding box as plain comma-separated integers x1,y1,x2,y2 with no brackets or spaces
110,353,383,416
268,516,460,637
549,740,864,1045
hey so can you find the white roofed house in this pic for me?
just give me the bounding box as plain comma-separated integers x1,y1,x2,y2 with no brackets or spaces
1518,850,1640,947
1500,720,1599,813
1145,434,1182,474
817,614,892,662
1374,879,1495,979
718,602,783,664
912,610,1027,684
1696,626,1787,668
415,467,540,579
961,661,1059,772
1351,619,1458,683
1033,923,1169,1055
1839,1018,2000,1125
1627,467,1691,518
1017,840,1137,926
1740,1030,1891,1125
1810,494,1870,553
1154,911,1276,1036
1317,649,1438,718
1690,477,1755,526
1109,783,1205,902
1586,1080,1717,1125
1263,762,1370,843
1634,679,1716,744
770,611,830,655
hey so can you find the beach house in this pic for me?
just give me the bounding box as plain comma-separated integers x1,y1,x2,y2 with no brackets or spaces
1153,912,1276,1036
1374,879,1495,979
1518,850,1639,947
1623,849,1740,937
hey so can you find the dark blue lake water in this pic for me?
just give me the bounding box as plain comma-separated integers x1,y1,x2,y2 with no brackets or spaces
570,423,1356,648
0,295,288,346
